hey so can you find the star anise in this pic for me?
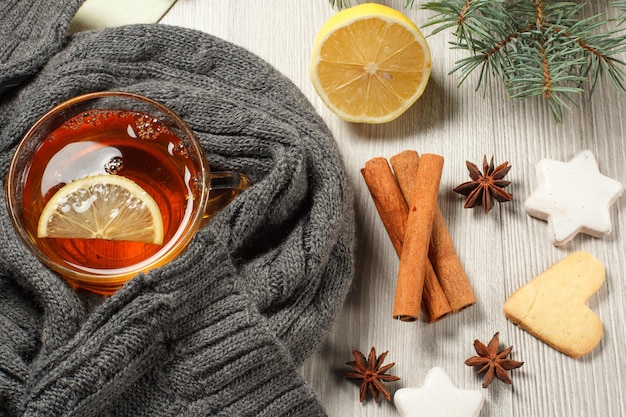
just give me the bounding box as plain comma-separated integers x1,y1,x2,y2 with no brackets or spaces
465,332,524,388
453,155,512,214
345,347,400,402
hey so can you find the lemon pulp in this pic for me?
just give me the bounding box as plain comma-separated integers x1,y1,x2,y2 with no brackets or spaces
37,174,164,245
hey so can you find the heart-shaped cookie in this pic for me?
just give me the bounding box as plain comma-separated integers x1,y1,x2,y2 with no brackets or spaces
503,251,605,358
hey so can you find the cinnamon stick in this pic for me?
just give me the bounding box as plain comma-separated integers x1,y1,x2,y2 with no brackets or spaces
390,150,477,312
394,154,444,321
361,158,407,255
421,263,453,323
361,158,451,323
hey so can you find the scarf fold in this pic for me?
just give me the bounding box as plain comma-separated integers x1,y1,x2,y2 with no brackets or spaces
0,2,355,416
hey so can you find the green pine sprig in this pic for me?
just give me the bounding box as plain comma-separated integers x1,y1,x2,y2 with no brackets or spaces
421,0,626,122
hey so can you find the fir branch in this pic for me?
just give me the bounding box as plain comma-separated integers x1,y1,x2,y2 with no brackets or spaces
422,0,626,122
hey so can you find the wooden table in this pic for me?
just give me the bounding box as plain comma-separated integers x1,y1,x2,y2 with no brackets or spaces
162,2,625,416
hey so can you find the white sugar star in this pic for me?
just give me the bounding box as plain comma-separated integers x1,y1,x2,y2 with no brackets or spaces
394,367,484,417
524,150,623,246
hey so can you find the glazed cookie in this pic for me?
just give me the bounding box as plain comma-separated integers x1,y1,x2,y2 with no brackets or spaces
394,367,484,417
503,251,605,358
524,150,623,246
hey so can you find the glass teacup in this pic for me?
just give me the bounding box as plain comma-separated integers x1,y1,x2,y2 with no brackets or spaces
6,91,249,295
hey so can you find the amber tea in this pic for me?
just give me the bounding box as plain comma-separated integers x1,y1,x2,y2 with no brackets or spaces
20,108,203,286
7,92,248,295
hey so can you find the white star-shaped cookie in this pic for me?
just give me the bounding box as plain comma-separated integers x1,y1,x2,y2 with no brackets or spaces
394,367,484,417
524,150,623,246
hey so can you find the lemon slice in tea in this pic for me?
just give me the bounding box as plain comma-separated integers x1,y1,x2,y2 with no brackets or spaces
38,174,164,245
310,3,432,123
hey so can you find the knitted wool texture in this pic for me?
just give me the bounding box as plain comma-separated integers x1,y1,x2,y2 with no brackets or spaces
0,1,355,416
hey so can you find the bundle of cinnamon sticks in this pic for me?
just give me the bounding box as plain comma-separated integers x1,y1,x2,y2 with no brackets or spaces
361,151,476,323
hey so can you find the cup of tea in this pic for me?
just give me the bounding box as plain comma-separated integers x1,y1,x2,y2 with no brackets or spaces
6,91,249,295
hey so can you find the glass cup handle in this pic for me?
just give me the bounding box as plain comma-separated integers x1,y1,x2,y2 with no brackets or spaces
204,171,250,221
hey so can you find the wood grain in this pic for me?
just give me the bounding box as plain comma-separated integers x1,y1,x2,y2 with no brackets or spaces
162,2,626,416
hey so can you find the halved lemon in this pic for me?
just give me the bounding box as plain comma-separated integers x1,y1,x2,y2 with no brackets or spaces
310,3,432,124
37,174,164,245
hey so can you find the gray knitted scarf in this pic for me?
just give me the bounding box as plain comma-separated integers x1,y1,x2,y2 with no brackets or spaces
0,1,355,416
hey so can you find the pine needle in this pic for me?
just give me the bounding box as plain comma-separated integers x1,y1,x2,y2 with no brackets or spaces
327,0,358,9
612,0,626,23
421,0,626,122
